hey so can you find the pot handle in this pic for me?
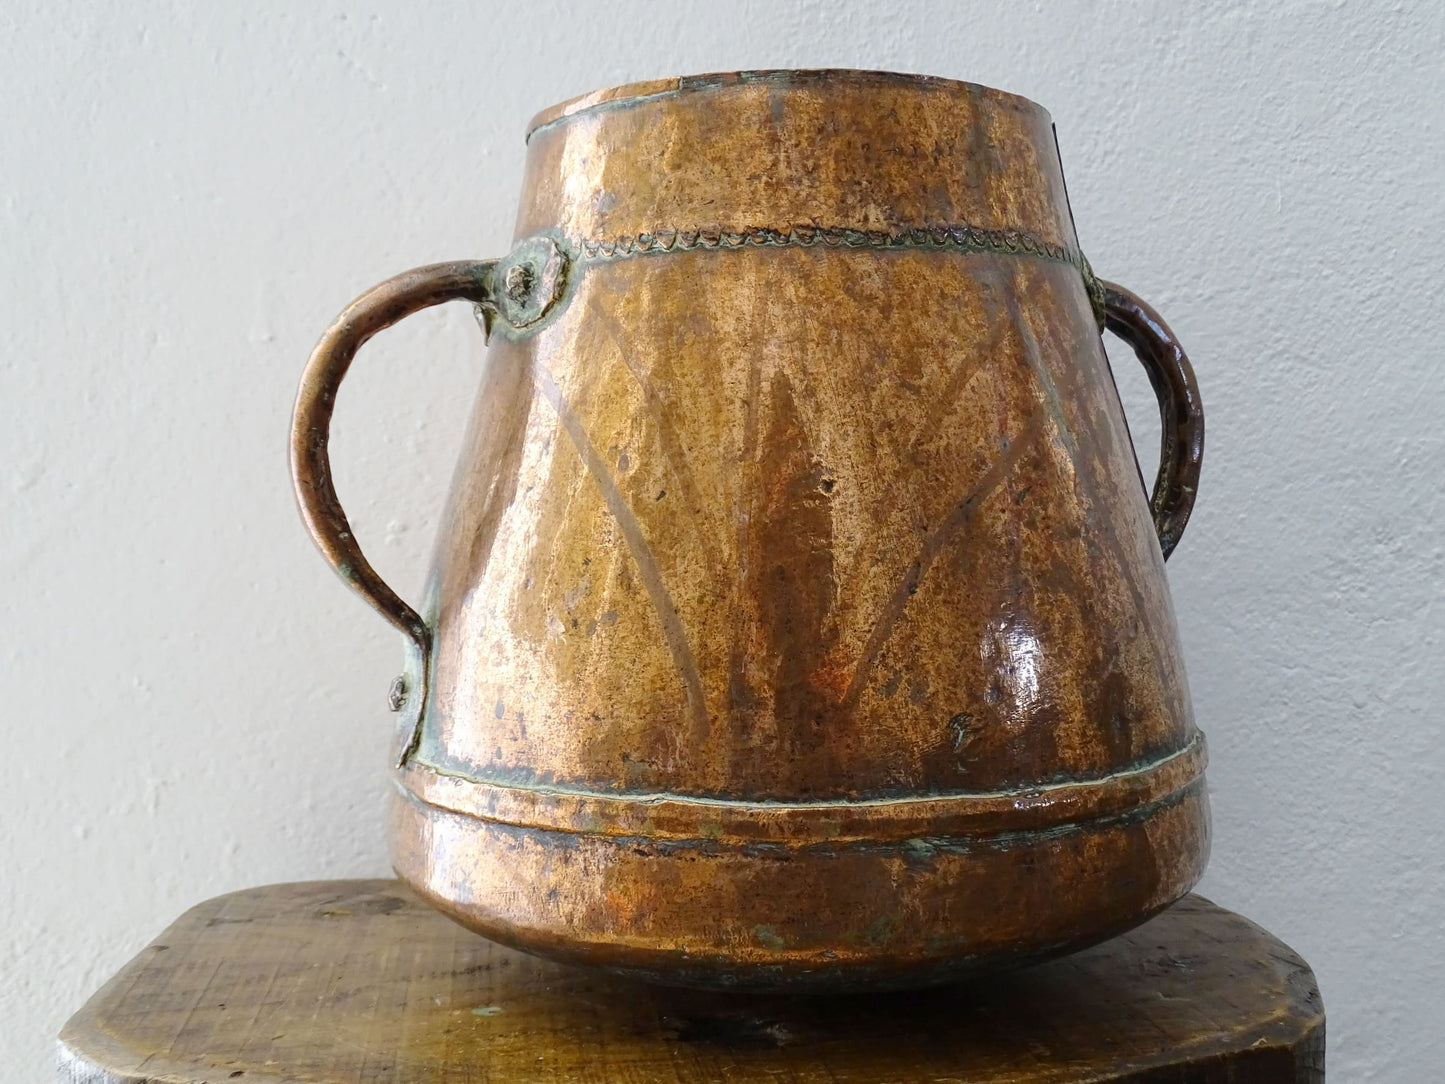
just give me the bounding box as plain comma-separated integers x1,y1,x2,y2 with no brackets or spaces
1099,281,1204,560
290,260,497,660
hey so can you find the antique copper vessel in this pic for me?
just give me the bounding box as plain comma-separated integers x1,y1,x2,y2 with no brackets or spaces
292,69,1208,991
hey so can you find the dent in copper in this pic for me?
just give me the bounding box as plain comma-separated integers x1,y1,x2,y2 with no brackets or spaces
293,69,1209,990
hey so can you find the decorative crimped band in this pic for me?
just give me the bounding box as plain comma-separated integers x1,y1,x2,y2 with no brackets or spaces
580,222,1075,265
577,222,1107,327
395,732,1207,848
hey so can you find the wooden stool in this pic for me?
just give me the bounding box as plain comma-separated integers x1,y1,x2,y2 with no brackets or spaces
58,880,1324,1082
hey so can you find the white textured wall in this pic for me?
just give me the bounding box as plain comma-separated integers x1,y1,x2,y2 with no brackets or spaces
4,2,1442,1079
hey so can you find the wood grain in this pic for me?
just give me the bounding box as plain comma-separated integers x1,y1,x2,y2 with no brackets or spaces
59,880,1323,1082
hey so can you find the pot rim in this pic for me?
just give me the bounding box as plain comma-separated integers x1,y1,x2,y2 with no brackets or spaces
526,68,1049,141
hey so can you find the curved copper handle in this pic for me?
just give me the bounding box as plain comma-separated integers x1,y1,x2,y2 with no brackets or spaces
1100,281,1204,560
290,261,497,656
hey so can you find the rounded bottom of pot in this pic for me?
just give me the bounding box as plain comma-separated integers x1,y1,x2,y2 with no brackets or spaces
387,756,1209,993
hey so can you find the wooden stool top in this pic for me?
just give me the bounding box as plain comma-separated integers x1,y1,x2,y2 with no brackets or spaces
59,880,1323,1083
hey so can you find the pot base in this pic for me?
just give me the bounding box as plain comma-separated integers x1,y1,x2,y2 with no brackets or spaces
389,740,1210,992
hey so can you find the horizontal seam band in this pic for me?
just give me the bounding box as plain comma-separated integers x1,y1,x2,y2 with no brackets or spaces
397,733,1206,845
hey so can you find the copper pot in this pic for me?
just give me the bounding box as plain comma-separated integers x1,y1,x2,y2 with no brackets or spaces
292,69,1208,991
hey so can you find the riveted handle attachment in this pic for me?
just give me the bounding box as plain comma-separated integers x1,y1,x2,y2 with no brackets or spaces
1100,281,1204,560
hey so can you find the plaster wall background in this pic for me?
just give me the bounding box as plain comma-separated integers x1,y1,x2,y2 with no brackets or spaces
3,2,1442,1079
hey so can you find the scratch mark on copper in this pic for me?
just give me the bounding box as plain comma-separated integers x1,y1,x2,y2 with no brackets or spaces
584,288,723,569
841,408,1048,711
727,348,765,728
907,264,1008,454
534,363,710,742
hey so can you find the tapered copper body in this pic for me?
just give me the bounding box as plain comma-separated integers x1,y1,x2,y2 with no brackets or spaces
293,70,1208,990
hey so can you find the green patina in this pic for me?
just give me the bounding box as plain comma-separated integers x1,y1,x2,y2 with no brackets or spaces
753,925,787,951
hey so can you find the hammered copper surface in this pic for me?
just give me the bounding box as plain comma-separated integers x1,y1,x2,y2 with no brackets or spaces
292,69,1209,990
